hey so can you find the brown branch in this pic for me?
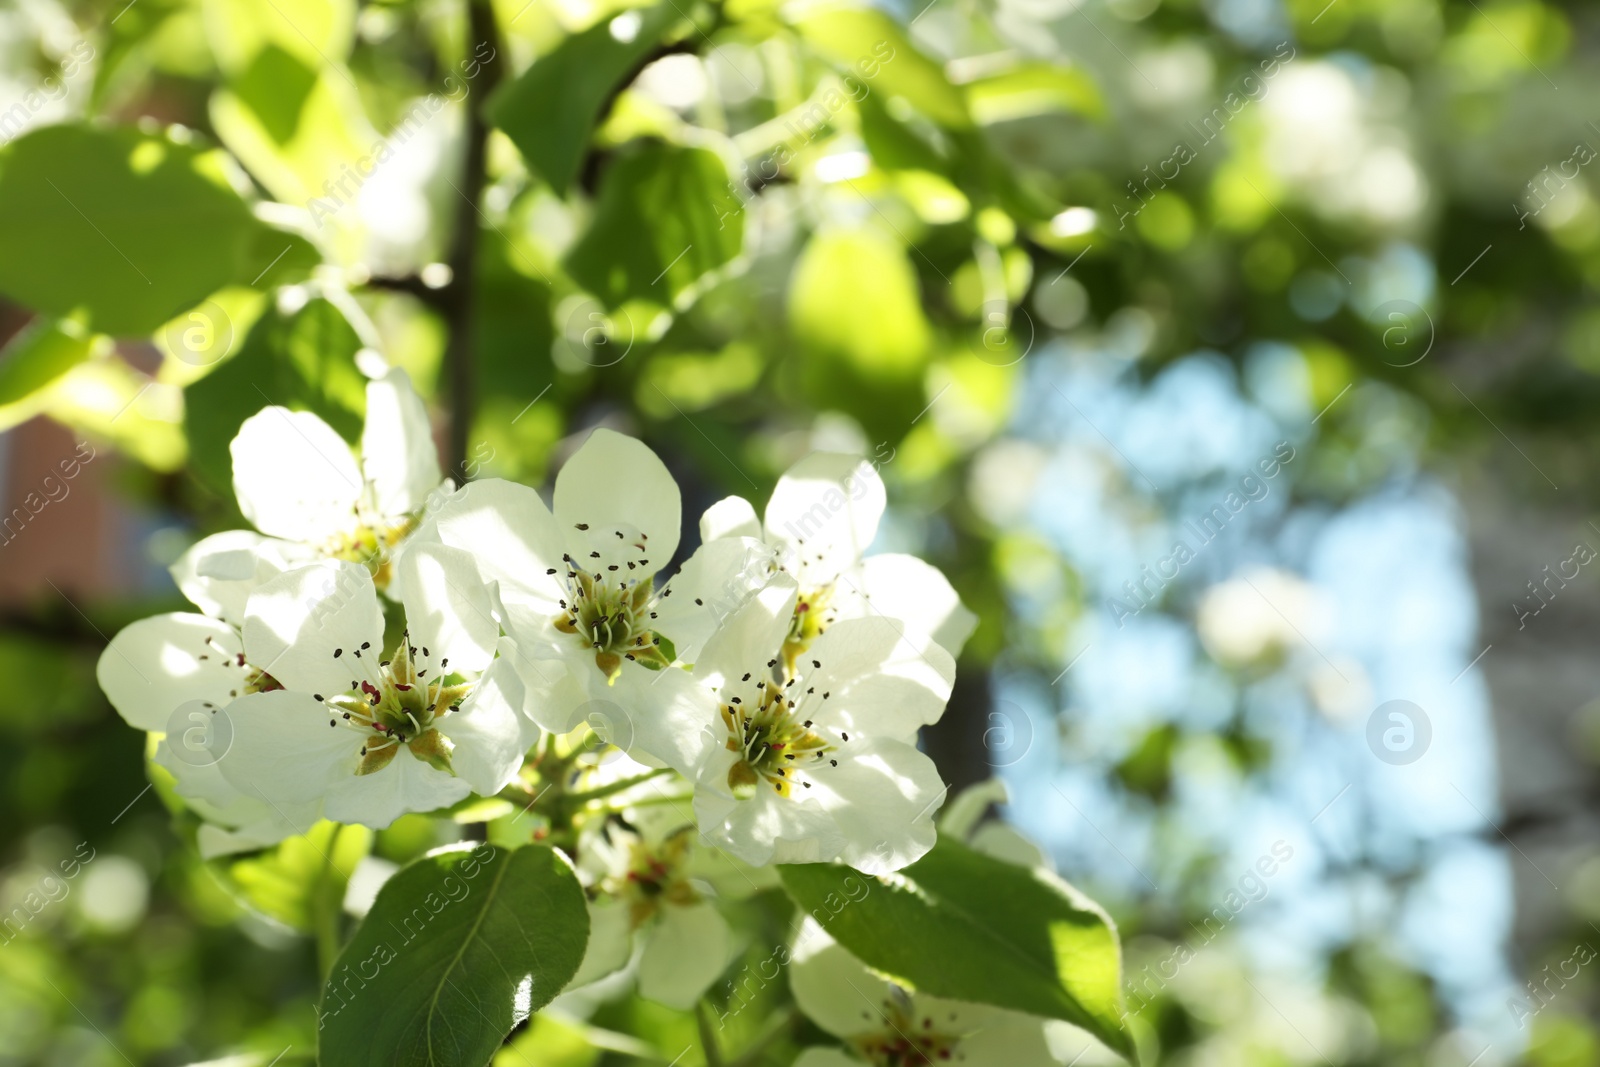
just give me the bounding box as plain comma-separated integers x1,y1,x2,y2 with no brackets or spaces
440,0,506,478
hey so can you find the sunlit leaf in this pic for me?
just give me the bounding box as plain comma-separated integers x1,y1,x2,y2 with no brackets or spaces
0,124,280,335
489,3,679,195
565,142,744,312
318,843,589,1067
791,6,970,128
0,319,106,409
780,835,1133,1059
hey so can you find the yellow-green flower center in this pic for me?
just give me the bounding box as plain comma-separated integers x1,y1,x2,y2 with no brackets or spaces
721,679,835,800
318,632,470,777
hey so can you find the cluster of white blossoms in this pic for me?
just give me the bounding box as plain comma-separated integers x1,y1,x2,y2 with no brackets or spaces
97,368,976,888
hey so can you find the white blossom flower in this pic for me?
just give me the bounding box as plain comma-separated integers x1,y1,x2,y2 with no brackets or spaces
418,427,773,772
192,367,443,594
687,576,955,873
212,548,536,830
569,801,755,1009
790,918,1069,1067
698,452,976,675
98,610,312,857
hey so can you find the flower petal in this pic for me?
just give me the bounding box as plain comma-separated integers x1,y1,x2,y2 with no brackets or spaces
170,530,309,626
792,1050,862,1067
231,407,363,543
155,740,315,853
791,928,885,1038
98,613,247,731
652,536,777,664
565,896,635,991
816,736,945,875
596,663,716,775
322,747,472,829
693,745,843,869
242,560,385,698
764,453,884,587
396,541,499,676
212,689,361,813
437,645,537,796
637,902,731,1009
836,554,977,657
555,428,681,564
699,495,760,542
954,1011,1063,1065
694,575,798,689
428,478,566,611
361,367,441,519
804,617,955,739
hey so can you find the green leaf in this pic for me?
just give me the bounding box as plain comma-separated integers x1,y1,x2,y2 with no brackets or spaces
318,843,590,1067
0,124,278,335
218,821,373,932
489,4,679,195
0,319,105,408
964,62,1105,124
183,295,366,494
778,836,1134,1059
565,142,744,312
791,7,970,128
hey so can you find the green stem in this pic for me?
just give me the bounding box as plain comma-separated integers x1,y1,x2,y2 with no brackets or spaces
697,1001,726,1067
562,767,673,806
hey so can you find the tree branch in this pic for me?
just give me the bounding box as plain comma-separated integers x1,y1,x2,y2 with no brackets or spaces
440,0,507,478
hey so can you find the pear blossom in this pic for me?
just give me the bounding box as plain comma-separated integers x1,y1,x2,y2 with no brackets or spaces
98,609,312,857
190,367,443,594
687,576,955,873
790,918,1070,1067
569,801,749,1009
698,452,976,676
211,548,536,830
418,427,773,772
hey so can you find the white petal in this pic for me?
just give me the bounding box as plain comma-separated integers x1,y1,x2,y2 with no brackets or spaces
242,561,385,698
700,495,761,542
437,646,537,796
170,530,309,626
683,839,781,900
652,536,778,664
396,542,499,675
693,746,842,869
598,663,716,776
793,1050,861,1067
196,821,301,859
955,1013,1063,1066
969,823,1052,870
938,778,1010,841
791,935,886,1038
819,736,945,875
322,747,472,829
836,554,977,657
231,407,363,543
428,478,566,610
763,453,884,587
362,367,441,519
212,689,361,812
694,575,798,688
98,613,246,731
565,896,636,991
637,902,731,1009
555,428,681,564
156,740,316,854
804,617,954,739
503,616,597,734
